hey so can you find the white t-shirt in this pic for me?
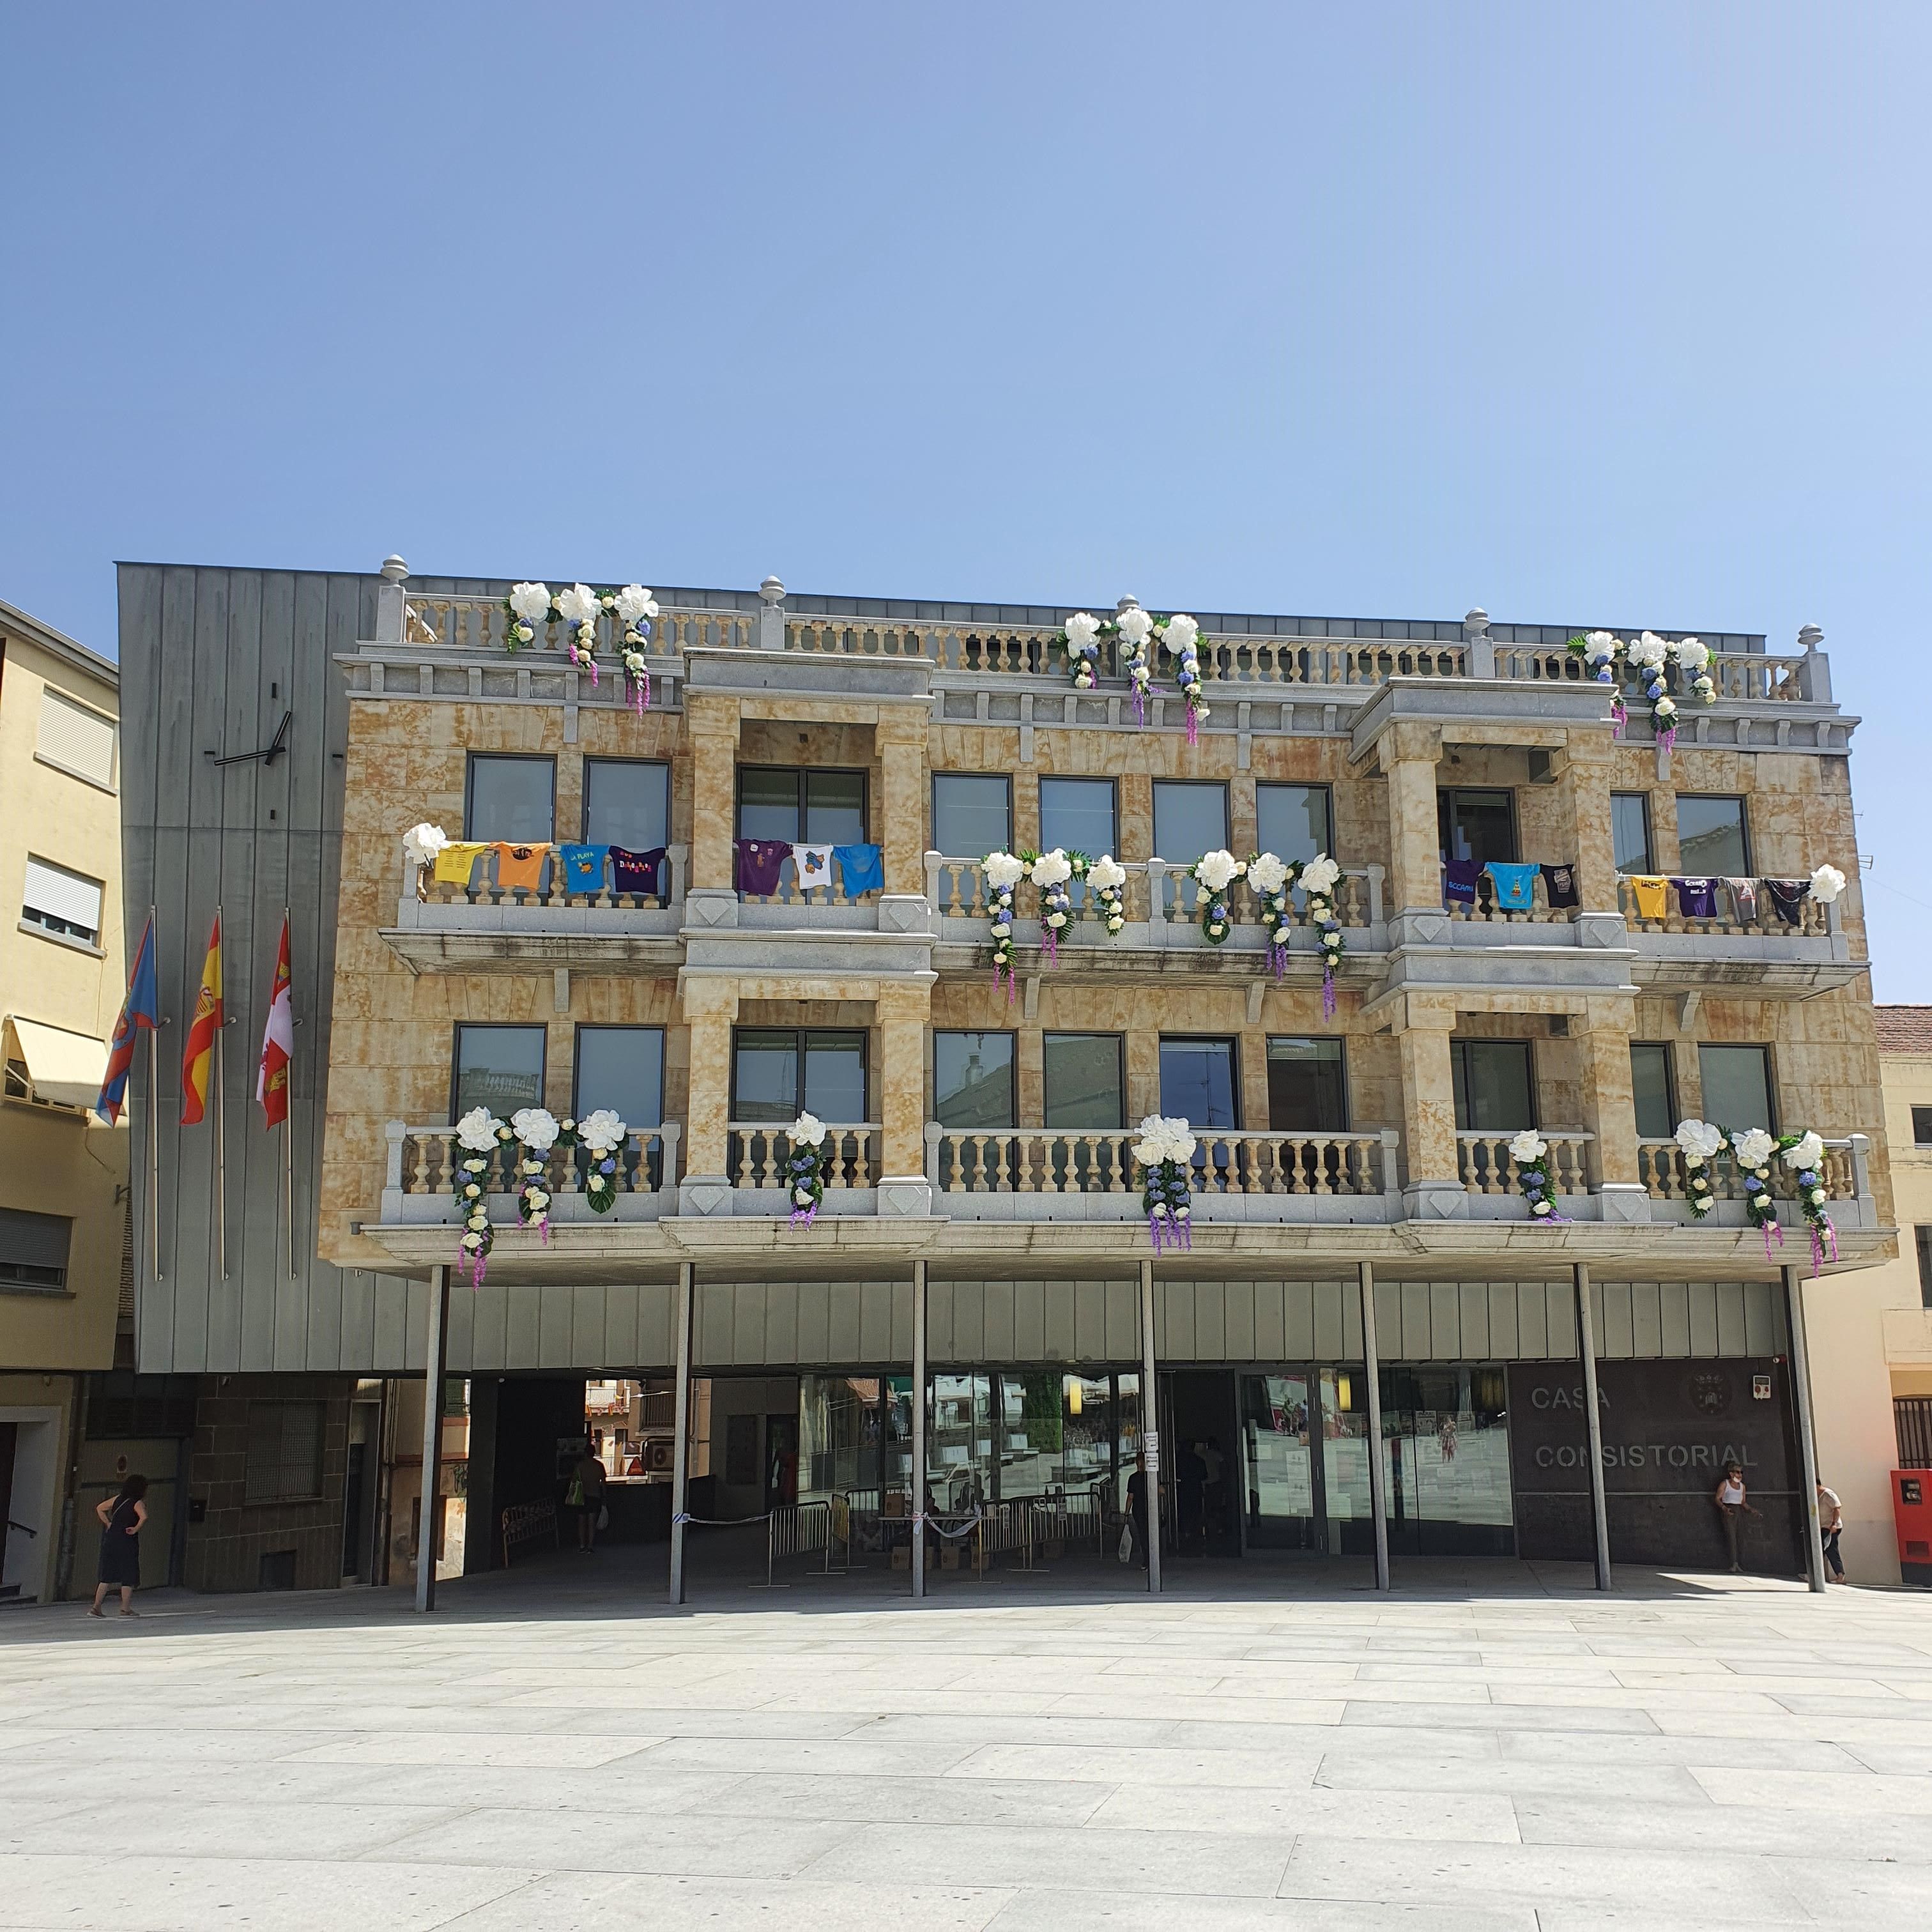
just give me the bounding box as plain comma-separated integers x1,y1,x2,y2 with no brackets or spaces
1719,1478,1744,1505
1817,1485,1843,1528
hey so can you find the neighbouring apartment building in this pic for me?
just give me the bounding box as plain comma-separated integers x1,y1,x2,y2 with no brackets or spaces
115,557,1906,1592
0,598,127,1606
1867,1009,1932,1489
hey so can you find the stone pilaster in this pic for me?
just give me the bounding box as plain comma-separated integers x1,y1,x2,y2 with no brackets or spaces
686,693,739,893
1383,721,1444,913
878,716,929,896
1392,996,1464,1217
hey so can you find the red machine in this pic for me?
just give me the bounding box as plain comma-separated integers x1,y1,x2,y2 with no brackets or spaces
1892,1471,1932,1586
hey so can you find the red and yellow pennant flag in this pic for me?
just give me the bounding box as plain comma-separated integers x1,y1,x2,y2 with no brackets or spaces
256,914,293,1128
180,912,223,1126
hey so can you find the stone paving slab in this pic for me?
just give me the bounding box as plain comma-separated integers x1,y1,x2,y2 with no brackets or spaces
1,1560,1931,1927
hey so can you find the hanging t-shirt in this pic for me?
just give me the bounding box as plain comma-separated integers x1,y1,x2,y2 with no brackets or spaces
558,844,608,896
735,839,792,896
1442,859,1482,906
610,845,666,898
833,842,884,898
1539,862,1581,910
432,841,489,885
1485,861,1538,911
1764,878,1810,926
1627,875,1669,921
1673,877,1719,919
1724,877,1759,923
493,843,551,892
793,843,834,893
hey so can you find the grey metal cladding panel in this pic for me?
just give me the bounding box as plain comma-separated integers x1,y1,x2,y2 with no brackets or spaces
1487,1282,1520,1357
1628,1281,1664,1358
1659,1280,1691,1355
1221,1280,1256,1361
983,1280,1016,1360
796,1280,832,1364
764,1282,799,1365
1458,1281,1490,1359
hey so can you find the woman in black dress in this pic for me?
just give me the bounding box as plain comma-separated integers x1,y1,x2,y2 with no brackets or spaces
90,1474,147,1616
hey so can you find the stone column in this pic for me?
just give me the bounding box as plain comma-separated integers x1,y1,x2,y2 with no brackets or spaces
877,716,930,898
1554,735,1618,914
1392,997,1464,1218
876,981,933,1216
1382,722,1443,913
686,694,739,897
678,981,738,1215
1576,1004,1647,1221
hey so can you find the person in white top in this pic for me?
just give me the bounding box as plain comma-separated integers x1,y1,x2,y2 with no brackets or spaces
1816,1480,1846,1583
1712,1462,1761,1574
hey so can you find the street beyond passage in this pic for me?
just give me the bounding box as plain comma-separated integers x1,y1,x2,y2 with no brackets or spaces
0,1560,1929,1928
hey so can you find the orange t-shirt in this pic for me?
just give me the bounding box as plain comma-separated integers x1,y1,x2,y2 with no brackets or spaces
493,843,552,891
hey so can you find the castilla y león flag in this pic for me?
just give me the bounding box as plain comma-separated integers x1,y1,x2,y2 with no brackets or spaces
180,913,223,1126
257,914,293,1128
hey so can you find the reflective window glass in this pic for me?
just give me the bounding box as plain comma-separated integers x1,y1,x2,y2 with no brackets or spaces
1676,795,1749,876
1451,1039,1535,1132
1159,1037,1239,1128
1437,788,1516,865
452,1024,546,1118
1256,784,1333,865
573,1027,663,1127
1039,778,1117,859
584,760,668,849
1630,1042,1675,1140
1153,782,1229,862
933,774,1012,856
1043,1034,1125,1129
1699,1043,1774,1131
1266,1037,1347,1131
466,755,555,842
933,1032,1016,1130
1612,793,1654,875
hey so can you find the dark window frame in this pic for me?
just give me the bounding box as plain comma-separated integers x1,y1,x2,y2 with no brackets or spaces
931,772,1014,856
243,1399,326,1505
1038,775,1120,859
1041,1031,1128,1131
1912,1107,1932,1148
581,756,671,847
1697,1041,1779,1135
1156,1034,1243,1129
1255,782,1338,864
1611,792,1655,876
1450,1038,1538,1133
931,1029,1019,1131
1437,787,1520,866
1151,780,1232,861
735,765,870,844
1629,1041,1678,1141
571,1024,665,1127
1264,1034,1350,1133
730,1026,871,1124
463,752,558,842
1917,1228,1932,1311
1675,793,1752,874
449,1022,549,1122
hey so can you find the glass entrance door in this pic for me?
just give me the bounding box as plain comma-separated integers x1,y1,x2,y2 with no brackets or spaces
1240,1372,1321,1550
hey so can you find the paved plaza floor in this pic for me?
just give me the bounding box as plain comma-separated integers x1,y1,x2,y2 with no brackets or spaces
3,1554,1931,1929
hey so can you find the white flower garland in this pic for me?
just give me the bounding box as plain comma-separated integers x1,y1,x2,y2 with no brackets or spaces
404,822,447,900
1059,611,1102,690
1134,1114,1195,1251
573,1109,627,1213
1114,607,1157,723
1568,630,1715,751
452,1106,511,1285
1508,1130,1565,1223
786,1112,830,1229
983,850,1025,993
1673,1117,1838,1270
501,581,657,710
1031,848,1074,963
509,1107,560,1245
1191,848,1245,944
1078,853,1128,935
1157,614,1209,743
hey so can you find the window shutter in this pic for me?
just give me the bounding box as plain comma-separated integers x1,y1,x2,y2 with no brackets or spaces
37,689,117,790
0,1207,73,1271
22,857,103,932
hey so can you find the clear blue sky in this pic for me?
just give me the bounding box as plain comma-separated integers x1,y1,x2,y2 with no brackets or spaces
4,5,1928,992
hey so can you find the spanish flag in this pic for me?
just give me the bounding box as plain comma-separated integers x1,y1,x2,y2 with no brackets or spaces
180,913,222,1126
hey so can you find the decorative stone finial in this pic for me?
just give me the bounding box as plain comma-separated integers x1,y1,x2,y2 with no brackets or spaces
760,575,786,604
1463,606,1490,638
1797,623,1823,650
379,555,409,583
1116,594,1140,614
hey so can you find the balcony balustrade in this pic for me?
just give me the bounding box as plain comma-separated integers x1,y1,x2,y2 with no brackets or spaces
1616,875,1837,939
381,1121,682,1224
1637,1135,1871,1227
1458,1132,1595,1197
728,1123,882,1193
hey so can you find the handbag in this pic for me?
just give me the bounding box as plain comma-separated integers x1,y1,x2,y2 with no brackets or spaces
565,1476,584,1508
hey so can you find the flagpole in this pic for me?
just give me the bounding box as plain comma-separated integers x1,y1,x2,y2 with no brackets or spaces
285,906,296,1280
148,902,162,1282
215,906,227,1281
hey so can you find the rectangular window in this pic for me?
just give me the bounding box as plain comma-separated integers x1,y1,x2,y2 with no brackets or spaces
737,768,866,844
933,1032,1016,1130
583,759,669,850
1451,1040,1535,1132
1918,1229,1932,1311
452,1023,547,1119
1676,795,1750,877
1698,1044,1775,1132
37,688,118,790
21,855,103,946
1266,1037,1348,1132
1038,777,1117,859
1043,1034,1126,1129
933,774,1012,856
1256,784,1334,866
1158,1037,1239,1128
1438,789,1517,866
1916,1107,1932,1147
0,1206,72,1292
465,755,556,843
1153,781,1229,862
1630,1043,1677,1141
572,1026,663,1128
244,1400,325,1503
732,1029,867,1123
1611,793,1655,875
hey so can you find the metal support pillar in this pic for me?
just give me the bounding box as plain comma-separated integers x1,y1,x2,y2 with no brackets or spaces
413,1265,449,1613
911,1259,927,1600
1574,1262,1613,1591
1784,1264,1828,1593
1140,1257,1161,1594
1358,1262,1390,1591
668,1262,694,1606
